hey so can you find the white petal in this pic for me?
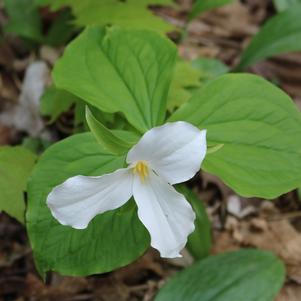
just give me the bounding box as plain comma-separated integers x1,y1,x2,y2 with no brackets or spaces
133,171,196,258
127,121,207,185
47,168,133,229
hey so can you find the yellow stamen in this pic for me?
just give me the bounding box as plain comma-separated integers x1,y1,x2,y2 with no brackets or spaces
133,161,149,182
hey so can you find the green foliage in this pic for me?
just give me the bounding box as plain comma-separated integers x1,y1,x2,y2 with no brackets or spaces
192,58,229,83
167,58,229,111
27,133,149,277
44,10,75,47
4,0,43,41
40,86,78,123
85,107,133,155
155,249,285,301
22,137,53,154
53,27,301,200
0,146,36,223
190,0,234,19
4,0,75,45
177,185,211,259
35,0,175,33
170,74,301,198
237,4,301,69
167,60,201,111
53,26,177,133
274,0,301,11
26,23,301,278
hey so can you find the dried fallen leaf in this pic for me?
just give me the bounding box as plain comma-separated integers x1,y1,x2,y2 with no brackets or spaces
277,284,301,301
24,273,89,300
217,214,301,284
0,61,49,137
227,195,257,218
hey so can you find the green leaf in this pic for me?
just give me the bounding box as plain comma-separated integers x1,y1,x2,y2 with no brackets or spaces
170,74,301,198
44,9,75,47
4,0,43,41
192,58,229,82
167,58,229,112
273,0,301,12
237,5,301,70
40,86,89,132
167,60,201,111
86,107,133,155
177,185,211,260
4,0,75,46
189,0,234,19
22,137,53,154
0,146,36,223
207,143,224,154
155,249,285,301
74,100,86,129
40,86,79,123
26,132,149,277
35,0,175,34
53,26,177,133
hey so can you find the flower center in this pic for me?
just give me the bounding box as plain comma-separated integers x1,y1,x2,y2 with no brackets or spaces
133,161,149,182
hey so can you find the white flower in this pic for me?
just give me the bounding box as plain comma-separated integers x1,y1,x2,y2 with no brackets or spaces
47,121,207,258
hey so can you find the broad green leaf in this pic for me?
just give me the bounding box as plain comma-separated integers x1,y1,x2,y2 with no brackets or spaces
27,132,149,277
167,60,201,111
86,107,133,155
53,26,177,133
40,86,79,123
192,58,229,82
170,74,301,198
177,185,211,259
167,58,228,112
189,0,234,19
113,130,140,145
4,0,43,41
273,0,301,11
34,0,175,34
237,5,301,70
207,143,224,154
34,0,55,4
155,249,285,301
0,146,36,223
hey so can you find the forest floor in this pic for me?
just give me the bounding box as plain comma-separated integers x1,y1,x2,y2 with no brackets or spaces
1,0,301,300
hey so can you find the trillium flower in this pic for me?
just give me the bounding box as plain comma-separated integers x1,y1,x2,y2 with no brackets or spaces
47,121,207,258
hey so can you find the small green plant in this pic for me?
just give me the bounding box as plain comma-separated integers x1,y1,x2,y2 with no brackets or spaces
23,26,301,278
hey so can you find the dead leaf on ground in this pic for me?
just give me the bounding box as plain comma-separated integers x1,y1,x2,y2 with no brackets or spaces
277,284,301,301
213,203,301,285
0,61,50,137
24,273,90,300
251,52,301,102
